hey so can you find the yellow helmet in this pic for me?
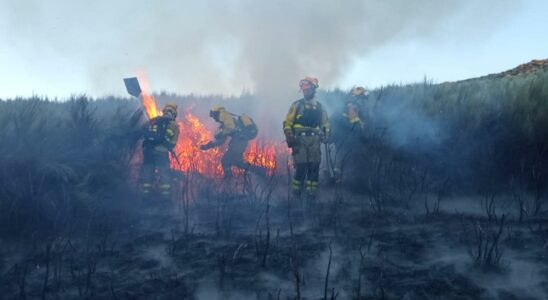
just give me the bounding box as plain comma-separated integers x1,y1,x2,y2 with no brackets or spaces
211,104,225,112
351,86,368,96
162,103,178,119
299,76,319,90
210,104,225,119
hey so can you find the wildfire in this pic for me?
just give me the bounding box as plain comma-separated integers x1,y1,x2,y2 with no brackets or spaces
138,78,284,178
171,112,224,176
245,140,279,171
138,71,161,119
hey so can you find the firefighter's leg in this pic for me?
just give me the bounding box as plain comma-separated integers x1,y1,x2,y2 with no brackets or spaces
225,139,267,178
244,153,268,178
293,164,307,196
230,138,250,171
140,152,155,197
224,139,250,178
156,152,173,199
291,137,307,196
333,143,345,182
225,138,255,176
306,162,320,199
221,152,234,178
306,136,322,199
336,142,353,182
345,144,363,188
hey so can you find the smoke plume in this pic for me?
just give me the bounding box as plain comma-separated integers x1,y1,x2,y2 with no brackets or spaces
0,0,518,116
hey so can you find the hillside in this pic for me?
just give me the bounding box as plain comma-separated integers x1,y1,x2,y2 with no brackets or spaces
0,61,547,299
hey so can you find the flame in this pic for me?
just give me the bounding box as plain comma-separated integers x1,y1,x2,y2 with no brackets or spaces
138,71,161,119
139,84,285,178
245,140,281,173
171,112,224,176
143,93,160,119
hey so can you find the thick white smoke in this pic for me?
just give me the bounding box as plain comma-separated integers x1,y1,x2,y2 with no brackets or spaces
0,0,518,119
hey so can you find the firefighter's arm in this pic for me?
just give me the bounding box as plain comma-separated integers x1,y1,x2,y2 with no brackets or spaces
283,103,297,147
200,135,226,150
283,103,297,135
201,111,234,150
200,124,229,150
164,121,179,150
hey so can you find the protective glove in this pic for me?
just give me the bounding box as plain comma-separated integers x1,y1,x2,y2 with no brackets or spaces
200,142,214,150
285,131,296,148
286,137,296,148
283,128,293,146
214,132,224,140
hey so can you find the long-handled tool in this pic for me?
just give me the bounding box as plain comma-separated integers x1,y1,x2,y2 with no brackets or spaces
124,77,142,98
123,77,183,168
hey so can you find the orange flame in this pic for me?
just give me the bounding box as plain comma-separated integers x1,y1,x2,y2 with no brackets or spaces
139,83,285,178
245,140,279,173
171,112,224,176
138,72,160,119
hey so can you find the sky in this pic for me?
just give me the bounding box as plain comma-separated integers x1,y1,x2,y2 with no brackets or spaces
0,0,547,100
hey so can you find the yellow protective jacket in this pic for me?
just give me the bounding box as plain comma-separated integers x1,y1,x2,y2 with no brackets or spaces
201,109,240,150
162,120,180,151
344,106,361,125
284,98,330,135
214,109,237,142
144,116,180,153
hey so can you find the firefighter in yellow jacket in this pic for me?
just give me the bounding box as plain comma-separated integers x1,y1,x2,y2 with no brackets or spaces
283,77,330,199
141,103,180,199
200,105,267,178
330,86,367,182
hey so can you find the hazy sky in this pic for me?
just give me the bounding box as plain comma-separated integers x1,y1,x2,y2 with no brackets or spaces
0,0,546,99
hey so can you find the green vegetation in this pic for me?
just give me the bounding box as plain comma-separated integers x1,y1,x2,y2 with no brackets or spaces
323,68,548,201
0,66,547,299
0,97,143,238
2,68,547,238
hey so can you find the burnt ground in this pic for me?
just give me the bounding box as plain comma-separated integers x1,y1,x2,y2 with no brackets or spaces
1,175,548,300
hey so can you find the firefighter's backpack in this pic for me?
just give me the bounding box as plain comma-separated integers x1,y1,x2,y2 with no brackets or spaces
235,114,258,140
143,116,170,147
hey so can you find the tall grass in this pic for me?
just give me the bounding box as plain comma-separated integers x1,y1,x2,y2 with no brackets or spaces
322,68,548,198
1,68,547,237
0,96,143,238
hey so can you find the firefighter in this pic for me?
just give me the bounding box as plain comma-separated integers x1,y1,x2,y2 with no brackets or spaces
329,86,367,182
200,105,267,178
283,77,330,199
141,103,180,199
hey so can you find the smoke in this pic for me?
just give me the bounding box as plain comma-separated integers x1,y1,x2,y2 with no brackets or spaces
0,0,518,118
372,94,447,149
194,280,257,300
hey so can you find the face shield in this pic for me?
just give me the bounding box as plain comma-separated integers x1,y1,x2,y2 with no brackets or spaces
300,80,317,100
209,110,221,121
163,108,177,120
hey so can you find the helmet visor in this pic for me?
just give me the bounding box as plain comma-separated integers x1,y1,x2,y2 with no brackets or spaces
163,108,176,118
210,110,220,120
299,80,316,91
